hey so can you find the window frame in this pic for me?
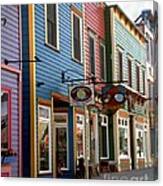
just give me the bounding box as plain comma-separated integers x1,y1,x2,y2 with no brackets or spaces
100,42,106,81
71,10,83,63
136,125,145,159
38,105,52,174
1,87,12,151
99,114,109,160
45,4,59,51
55,113,69,171
117,47,124,82
89,32,96,76
118,118,130,159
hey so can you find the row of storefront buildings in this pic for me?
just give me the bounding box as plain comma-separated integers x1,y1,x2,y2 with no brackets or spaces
1,2,158,178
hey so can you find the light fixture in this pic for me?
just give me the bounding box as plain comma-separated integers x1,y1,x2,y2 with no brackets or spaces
114,93,125,103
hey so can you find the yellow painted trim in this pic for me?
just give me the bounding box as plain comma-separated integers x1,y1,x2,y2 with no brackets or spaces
113,8,145,46
28,4,37,177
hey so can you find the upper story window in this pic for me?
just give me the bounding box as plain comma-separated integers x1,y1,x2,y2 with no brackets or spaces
117,50,123,82
46,4,59,49
72,11,82,62
136,65,140,92
100,42,106,81
142,70,146,95
89,33,95,75
128,58,132,87
1,89,11,150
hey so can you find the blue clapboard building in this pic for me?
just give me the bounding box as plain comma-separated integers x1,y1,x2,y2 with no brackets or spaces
21,3,84,178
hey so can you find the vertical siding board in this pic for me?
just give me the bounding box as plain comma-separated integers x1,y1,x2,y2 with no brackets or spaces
21,5,31,177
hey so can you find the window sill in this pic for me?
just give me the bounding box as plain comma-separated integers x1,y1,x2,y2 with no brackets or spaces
71,57,83,65
39,170,52,175
44,42,60,53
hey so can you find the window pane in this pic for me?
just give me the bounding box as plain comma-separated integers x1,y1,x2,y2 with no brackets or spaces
39,122,50,171
1,92,9,149
47,4,57,47
73,14,81,61
137,130,144,158
39,107,49,119
56,128,68,168
119,128,128,156
89,36,95,74
101,126,107,157
76,124,84,158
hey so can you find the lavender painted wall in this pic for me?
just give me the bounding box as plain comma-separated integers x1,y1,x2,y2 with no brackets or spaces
1,5,21,177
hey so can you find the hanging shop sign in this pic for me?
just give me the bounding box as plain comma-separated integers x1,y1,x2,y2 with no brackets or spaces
69,84,95,106
102,85,126,110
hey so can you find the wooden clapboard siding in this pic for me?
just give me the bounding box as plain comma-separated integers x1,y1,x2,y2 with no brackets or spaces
35,4,84,100
105,6,146,94
1,5,21,70
1,70,19,177
113,14,146,93
1,5,22,177
84,3,105,81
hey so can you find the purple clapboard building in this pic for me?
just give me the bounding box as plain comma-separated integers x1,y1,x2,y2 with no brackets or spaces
1,5,22,177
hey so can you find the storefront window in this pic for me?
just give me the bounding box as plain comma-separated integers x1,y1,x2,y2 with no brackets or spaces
136,125,144,158
38,105,51,173
90,117,96,163
1,91,10,150
118,119,129,158
76,114,85,159
55,113,69,170
99,114,109,159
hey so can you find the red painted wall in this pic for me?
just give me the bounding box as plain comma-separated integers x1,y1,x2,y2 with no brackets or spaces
84,2,105,83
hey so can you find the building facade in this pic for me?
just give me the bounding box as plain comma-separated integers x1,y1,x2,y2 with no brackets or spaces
104,5,152,172
83,2,107,176
1,5,22,177
135,9,157,166
21,3,84,178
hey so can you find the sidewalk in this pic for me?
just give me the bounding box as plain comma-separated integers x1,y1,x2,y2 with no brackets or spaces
92,167,158,181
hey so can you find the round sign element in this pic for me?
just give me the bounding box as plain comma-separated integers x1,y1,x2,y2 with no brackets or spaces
71,86,92,102
114,93,125,103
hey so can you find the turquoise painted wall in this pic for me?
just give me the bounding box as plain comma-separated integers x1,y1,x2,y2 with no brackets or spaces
114,17,146,93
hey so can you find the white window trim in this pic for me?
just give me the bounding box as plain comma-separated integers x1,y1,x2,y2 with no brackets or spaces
118,118,130,159
99,114,109,160
38,105,52,174
54,113,69,171
100,42,106,81
71,11,83,63
76,114,85,159
116,46,124,82
45,4,60,51
89,31,96,76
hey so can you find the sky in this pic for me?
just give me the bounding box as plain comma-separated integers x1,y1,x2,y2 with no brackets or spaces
106,0,153,22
